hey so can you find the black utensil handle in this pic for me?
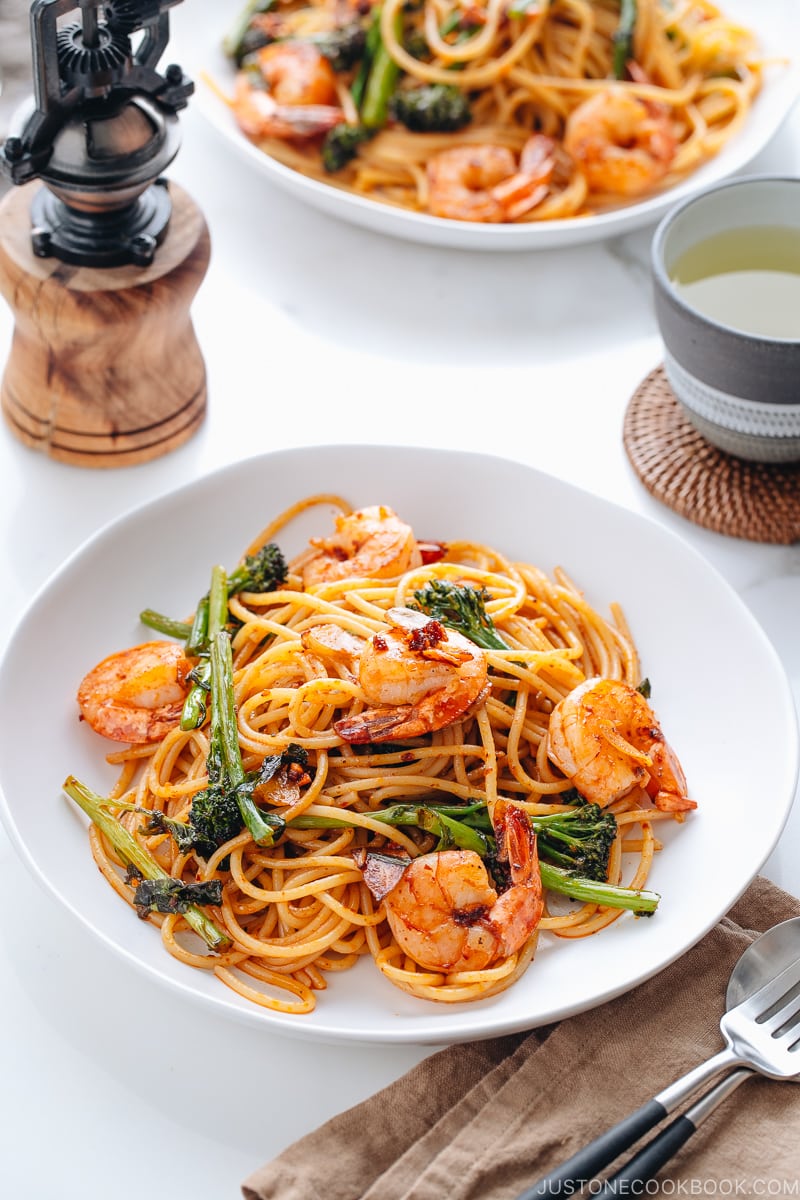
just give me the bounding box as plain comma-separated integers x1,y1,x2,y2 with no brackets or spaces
595,1115,696,1195
593,1066,752,1196
515,1099,667,1198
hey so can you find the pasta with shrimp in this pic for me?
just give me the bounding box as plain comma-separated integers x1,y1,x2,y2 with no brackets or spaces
220,0,769,224
69,496,696,1014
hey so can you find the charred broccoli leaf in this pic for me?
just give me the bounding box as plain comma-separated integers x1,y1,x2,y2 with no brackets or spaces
390,84,471,132
133,878,223,918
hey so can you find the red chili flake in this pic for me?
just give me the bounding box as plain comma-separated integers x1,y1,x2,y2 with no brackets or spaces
409,619,446,652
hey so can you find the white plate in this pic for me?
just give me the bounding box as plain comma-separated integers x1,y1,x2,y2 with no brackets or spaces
179,0,800,250
0,446,797,1044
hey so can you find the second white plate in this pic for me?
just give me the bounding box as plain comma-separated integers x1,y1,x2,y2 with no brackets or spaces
176,0,800,250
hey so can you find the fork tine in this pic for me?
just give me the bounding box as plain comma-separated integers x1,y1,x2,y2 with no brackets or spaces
736,953,800,1021
759,988,800,1038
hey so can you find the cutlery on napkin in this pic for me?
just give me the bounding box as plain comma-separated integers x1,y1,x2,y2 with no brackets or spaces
242,876,800,1200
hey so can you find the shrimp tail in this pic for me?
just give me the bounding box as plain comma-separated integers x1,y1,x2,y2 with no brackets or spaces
646,742,697,812
491,804,543,958
271,102,344,138
651,789,698,813
495,801,537,883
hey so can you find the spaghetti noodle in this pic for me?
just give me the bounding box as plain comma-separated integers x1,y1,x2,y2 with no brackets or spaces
70,495,694,1013
222,0,766,223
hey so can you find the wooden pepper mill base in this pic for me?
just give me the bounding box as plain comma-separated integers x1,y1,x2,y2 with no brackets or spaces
0,181,210,467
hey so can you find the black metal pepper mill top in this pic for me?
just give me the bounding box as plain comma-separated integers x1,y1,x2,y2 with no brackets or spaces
0,0,193,267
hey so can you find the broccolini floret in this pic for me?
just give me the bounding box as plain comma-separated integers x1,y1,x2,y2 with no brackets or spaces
307,24,368,71
226,543,288,596
526,804,618,882
390,84,472,132
412,579,509,651
322,123,373,172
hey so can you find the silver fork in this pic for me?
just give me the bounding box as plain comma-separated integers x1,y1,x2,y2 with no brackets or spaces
517,952,800,1198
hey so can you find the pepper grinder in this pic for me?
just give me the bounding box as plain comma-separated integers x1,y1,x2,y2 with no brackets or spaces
0,0,210,467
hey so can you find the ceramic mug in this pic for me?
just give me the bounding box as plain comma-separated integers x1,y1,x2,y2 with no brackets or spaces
651,175,800,463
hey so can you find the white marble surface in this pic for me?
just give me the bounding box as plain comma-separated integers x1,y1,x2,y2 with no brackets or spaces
1,9,800,1196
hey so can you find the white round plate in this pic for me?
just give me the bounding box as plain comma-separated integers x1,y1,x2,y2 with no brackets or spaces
0,446,797,1044
176,0,800,250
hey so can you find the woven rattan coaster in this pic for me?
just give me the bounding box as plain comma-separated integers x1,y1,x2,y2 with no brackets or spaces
623,366,800,545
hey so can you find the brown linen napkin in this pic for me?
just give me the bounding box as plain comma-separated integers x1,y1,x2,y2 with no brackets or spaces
242,876,800,1199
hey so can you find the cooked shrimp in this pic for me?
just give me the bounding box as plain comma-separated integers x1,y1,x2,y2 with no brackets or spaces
334,606,489,743
257,42,339,107
563,89,677,196
427,134,556,223
232,43,343,140
546,677,696,812
301,505,422,587
381,804,543,973
77,641,192,744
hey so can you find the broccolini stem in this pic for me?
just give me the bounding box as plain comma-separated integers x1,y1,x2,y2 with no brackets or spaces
289,813,349,829
180,572,227,733
180,658,211,732
208,566,229,642
360,8,402,128
466,625,507,652
367,803,490,855
63,776,230,950
226,562,258,594
612,0,637,79
185,595,210,657
210,631,244,788
540,861,659,913
351,8,382,109
139,610,193,641
206,572,281,847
